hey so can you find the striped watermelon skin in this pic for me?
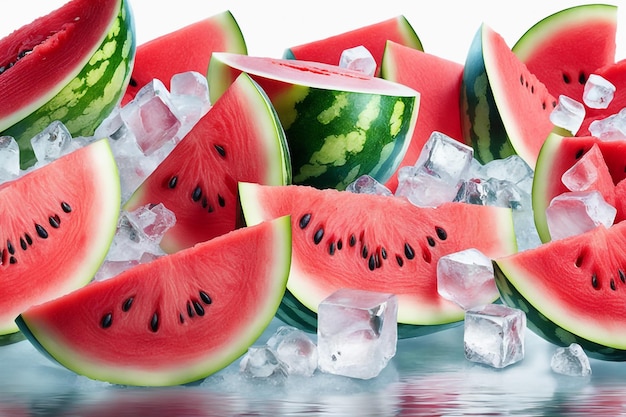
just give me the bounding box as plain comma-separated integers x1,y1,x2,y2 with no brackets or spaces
1,0,135,168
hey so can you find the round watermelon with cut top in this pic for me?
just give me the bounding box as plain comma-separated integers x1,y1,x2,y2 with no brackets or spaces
208,52,420,190
238,182,518,338
283,15,422,77
122,10,247,105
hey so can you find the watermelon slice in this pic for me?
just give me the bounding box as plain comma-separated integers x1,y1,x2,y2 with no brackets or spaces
16,216,291,386
283,15,422,77
238,182,518,338
532,132,626,242
512,4,617,101
121,10,246,105
124,72,291,253
380,40,465,191
208,52,420,190
494,221,626,360
461,23,556,168
0,139,120,338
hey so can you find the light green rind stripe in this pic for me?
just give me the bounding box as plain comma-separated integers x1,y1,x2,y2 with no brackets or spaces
5,0,135,168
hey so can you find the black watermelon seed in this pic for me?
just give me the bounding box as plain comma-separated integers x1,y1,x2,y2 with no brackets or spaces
368,255,376,271
519,75,524,85
620,270,626,284
35,224,48,239
380,247,387,259
435,227,447,241
611,279,617,291
328,242,335,255
426,236,436,247
218,194,226,207
214,144,226,158
193,301,205,316
208,205,214,213
199,291,212,304
122,297,134,312
24,233,32,245
404,243,415,260
192,185,202,202
313,228,324,245
187,301,195,318
563,73,571,84
349,234,356,247
299,213,312,229
179,313,185,324
168,175,178,189
49,215,60,228
129,77,137,87
575,149,584,159
591,273,599,289
9,256,16,264
101,313,113,329
150,313,159,332
19,237,27,250
362,245,368,259
578,71,587,85
201,197,208,208
396,255,404,267
7,240,14,255
61,201,72,213
336,239,343,250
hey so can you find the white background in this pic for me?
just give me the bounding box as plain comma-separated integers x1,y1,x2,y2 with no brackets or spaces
0,1,625,65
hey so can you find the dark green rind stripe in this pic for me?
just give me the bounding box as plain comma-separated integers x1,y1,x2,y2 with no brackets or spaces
494,261,626,361
287,89,416,190
6,0,135,168
461,25,515,165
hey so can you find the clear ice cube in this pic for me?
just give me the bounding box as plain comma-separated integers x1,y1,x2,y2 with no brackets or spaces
339,45,376,77
546,190,616,240
317,288,398,379
589,108,626,141
464,303,526,368
479,155,534,194
561,143,610,192
583,74,615,109
549,95,585,135
436,248,499,310
239,346,288,384
550,343,592,377
266,326,318,376
169,71,212,131
30,120,73,164
346,174,393,196
0,136,20,182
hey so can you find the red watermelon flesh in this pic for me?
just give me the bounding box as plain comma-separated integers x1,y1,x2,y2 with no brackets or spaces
380,40,465,191
512,4,617,102
121,11,247,105
123,72,290,253
283,15,422,77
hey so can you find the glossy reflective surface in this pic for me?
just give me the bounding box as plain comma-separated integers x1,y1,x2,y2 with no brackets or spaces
3,318,626,416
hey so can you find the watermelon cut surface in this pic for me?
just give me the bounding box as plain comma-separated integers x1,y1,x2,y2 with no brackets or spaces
0,139,120,337
494,221,626,360
208,52,419,190
380,40,465,191
512,4,617,101
16,216,292,386
122,10,246,105
238,182,518,337
283,15,422,77
124,72,291,253
461,23,556,168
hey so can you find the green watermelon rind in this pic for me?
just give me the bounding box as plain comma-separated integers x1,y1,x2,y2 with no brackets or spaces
3,0,135,168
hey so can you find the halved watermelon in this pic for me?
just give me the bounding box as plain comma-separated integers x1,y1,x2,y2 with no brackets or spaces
494,221,626,360
461,23,556,168
380,40,465,191
0,139,120,338
512,4,617,101
16,216,291,386
208,52,420,190
124,72,291,253
121,10,246,105
283,15,422,77
532,132,626,242
238,182,518,338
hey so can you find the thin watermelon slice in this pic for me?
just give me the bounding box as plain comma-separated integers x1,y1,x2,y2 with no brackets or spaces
494,221,626,360
283,15,422,77
121,10,246,105
208,52,419,190
380,40,465,191
238,182,518,338
512,4,617,101
0,139,120,337
16,216,291,386
124,72,291,253
532,132,626,242
461,23,556,168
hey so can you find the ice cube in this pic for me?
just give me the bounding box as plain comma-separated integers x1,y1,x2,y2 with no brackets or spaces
266,326,318,376
549,95,585,135
482,178,530,211
169,71,212,131
346,174,393,196
339,45,376,77
546,190,616,240
583,74,615,109
0,136,20,182
30,120,73,164
239,346,288,384
317,288,398,380
124,202,177,243
550,343,592,377
436,248,499,310
479,155,534,194
464,303,526,368
415,131,474,184
395,166,460,207
589,108,626,141
561,143,610,193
